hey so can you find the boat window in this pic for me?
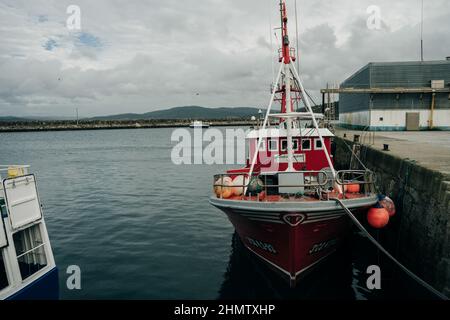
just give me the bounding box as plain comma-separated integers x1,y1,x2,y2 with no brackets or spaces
0,251,8,290
257,139,266,152
268,139,278,152
280,139,287,151
256,139,266,151
280,139,298,152
301,139,311,151
293,139,299,151
13,224,47,281
314,139,324,150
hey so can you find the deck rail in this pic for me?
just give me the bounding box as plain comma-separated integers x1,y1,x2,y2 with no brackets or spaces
0,165,30,181
213,169,375,200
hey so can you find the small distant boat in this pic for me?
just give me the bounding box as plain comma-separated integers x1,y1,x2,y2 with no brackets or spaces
1,165,59,300
189,120,210,128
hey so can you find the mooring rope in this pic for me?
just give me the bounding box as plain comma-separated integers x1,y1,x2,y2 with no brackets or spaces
332,198,448,300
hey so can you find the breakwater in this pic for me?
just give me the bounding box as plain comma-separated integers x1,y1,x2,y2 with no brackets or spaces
0,119,255,132
334,136,450,296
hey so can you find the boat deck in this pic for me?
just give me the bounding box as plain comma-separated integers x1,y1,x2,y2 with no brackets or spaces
223,191,368,202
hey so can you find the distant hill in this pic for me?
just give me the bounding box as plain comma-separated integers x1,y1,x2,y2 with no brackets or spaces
87,106,262,121
0,116,73,122
0,106,263,123
0,116,35,122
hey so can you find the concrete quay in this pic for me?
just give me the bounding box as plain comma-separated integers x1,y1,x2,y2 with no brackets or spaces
333,128,450,296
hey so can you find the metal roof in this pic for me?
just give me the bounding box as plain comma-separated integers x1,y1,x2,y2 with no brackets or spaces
246,128,334,139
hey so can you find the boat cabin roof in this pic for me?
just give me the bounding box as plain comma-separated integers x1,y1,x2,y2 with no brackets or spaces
246,127,334,139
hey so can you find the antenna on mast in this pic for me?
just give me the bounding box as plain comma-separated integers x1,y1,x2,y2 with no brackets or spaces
294,0,300,73
420,0,424,61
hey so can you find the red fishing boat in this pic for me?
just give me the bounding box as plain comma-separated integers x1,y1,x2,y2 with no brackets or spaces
210,0,378,287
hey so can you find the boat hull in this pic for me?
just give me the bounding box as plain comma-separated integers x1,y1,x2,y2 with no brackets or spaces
210,197,376,286
5,267,59,300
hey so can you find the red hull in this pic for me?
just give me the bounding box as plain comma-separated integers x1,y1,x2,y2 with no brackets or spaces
220,208,365,286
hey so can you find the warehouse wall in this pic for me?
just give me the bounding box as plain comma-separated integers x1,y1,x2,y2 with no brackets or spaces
338,60,450,130
339,111,370,129
370,109,450,130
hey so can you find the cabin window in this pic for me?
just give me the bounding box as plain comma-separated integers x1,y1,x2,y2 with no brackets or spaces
268,139,278,152
280,139,299,152
293,139,299,151
0,252,8,290
314,139,324,150
301,139,311,151
280,139,287,151
257,139,266,152
13,224,47,281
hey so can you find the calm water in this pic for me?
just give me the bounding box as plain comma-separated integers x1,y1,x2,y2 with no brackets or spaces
0,128,437,299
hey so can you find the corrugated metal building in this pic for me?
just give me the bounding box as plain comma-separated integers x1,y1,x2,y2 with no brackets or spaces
339,59,450,130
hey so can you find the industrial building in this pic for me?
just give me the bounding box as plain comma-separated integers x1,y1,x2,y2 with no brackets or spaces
328,58,450,131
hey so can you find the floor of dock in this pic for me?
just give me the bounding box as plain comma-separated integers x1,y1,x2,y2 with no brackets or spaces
334,128,450,175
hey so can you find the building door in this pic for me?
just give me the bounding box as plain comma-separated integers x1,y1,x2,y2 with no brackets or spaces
406,112,420,131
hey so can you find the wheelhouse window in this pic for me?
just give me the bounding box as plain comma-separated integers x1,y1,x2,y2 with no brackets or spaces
0,252,8,290
314,139,324,150
13,224,47,281
280,139,299,152
280,139,287,151
257,138,266,152
301,139,311,151
268,139,278,152
293,139,299,151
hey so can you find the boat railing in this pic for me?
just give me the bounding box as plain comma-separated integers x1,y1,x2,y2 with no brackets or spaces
213,169,375,201
335,170,374,185
0,165,30,182
334,169,376,196
213,170,330,200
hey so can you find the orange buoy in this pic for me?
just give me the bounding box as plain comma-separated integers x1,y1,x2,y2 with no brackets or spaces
345,183,360,193
221,186,233,199
367,205,389,228
214,176,233,199
378,195,396,217
231,175,248,196
258,191,266,201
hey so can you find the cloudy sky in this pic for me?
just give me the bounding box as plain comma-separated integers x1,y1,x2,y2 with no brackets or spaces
0,0,449,117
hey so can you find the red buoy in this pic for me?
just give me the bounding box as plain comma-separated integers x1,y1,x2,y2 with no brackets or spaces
367,205,389,228
345,183,360,193
378,195,396,217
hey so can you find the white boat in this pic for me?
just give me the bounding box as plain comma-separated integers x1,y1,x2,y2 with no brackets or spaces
0,165,58,300
189,120,210,128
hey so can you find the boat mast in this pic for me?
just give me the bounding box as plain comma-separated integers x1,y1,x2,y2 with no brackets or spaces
247,0,340,192
280,0,295,171
278,0,340,185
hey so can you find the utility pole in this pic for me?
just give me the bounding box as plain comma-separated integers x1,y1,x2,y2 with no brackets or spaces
76,108,79,126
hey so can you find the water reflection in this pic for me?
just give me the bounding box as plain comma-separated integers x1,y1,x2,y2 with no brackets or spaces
218,232,355,300
218,231,441,300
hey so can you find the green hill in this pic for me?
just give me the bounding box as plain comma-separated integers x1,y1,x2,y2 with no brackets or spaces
88,106,262,120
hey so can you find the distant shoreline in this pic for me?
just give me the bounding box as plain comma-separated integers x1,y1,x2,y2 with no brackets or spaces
0,119,255,133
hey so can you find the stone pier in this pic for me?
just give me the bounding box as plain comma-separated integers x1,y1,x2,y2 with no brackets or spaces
333,129,450,296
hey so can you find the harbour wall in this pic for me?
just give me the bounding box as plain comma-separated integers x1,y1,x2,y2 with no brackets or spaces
0,119,254,132
334,137,450,296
